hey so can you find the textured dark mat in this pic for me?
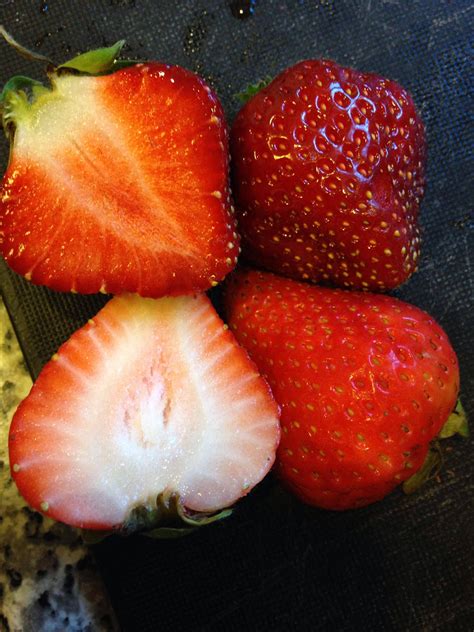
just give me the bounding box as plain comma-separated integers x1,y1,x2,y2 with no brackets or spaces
1,1,473,630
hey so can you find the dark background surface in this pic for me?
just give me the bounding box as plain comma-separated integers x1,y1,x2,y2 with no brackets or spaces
0,1,473,630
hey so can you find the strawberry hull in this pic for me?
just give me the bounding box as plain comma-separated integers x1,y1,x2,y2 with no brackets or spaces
1,63,239,296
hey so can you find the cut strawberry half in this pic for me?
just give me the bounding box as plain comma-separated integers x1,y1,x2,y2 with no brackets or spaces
0,37,239,296
9,293,280,531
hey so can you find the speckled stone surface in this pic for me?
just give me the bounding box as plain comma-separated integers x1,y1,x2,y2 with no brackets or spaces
0,298,118,632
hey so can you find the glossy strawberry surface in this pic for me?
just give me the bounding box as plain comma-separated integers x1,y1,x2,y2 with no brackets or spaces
231,60,426,291
225,268,459,510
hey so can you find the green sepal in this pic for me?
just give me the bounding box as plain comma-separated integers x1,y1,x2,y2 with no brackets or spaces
402,445,442,495
0,75,45,104
57,40,126,75
144,526,197,539
402,400,469,495
80,528,114,545
80,493,233,544
438,399,469,439
235,76,272,104
143,509,233,540
0,75,50,139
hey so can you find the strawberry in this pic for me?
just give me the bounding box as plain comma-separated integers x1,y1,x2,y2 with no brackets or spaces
0,38,239,296
231,59,426,291
9,292,279,531
224,268,459,510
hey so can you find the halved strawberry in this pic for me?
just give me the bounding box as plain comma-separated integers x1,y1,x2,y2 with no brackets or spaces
0,39,239,296
9,293,279,531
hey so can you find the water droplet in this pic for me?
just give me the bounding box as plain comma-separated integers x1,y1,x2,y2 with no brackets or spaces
230,0,257,20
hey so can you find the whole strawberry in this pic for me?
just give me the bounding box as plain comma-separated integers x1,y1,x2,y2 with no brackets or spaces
231,60,426,291
0,38,239,297
224,268,459,510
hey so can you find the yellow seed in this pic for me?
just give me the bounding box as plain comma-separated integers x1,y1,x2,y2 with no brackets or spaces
40,501,49,512
13,464,20,472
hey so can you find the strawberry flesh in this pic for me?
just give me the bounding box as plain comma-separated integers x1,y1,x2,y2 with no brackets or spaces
231,60,426,291
1,63,239,296
9,293,279,530
224,268,459,510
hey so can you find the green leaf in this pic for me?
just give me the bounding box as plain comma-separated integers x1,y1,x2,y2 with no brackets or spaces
58,40,126,75
81,494,233,543
438,399,469,439
177,505,233,527
235,76,272,104
80,528,114,545
144,526,197,539
402,447,442,495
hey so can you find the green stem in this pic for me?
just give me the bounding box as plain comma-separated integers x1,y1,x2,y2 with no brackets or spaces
0,25,54,65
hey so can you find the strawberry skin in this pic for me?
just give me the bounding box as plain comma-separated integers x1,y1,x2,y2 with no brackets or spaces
224,269,459,510
231,60,426,291
1,62,239,296
9,293,279,530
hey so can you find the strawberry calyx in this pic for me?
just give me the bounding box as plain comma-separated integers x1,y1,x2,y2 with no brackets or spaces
81,491,233,544
437,399,469,439
235,76,272,104
403,400,468,495
0,28,134,137
57,39,126,75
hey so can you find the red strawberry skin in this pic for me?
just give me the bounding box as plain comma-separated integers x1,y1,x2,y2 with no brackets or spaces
231,60,426,291
224,269,459,510
1,63,239,296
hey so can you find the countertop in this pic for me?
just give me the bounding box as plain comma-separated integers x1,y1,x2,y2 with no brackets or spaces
0,298,118,632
